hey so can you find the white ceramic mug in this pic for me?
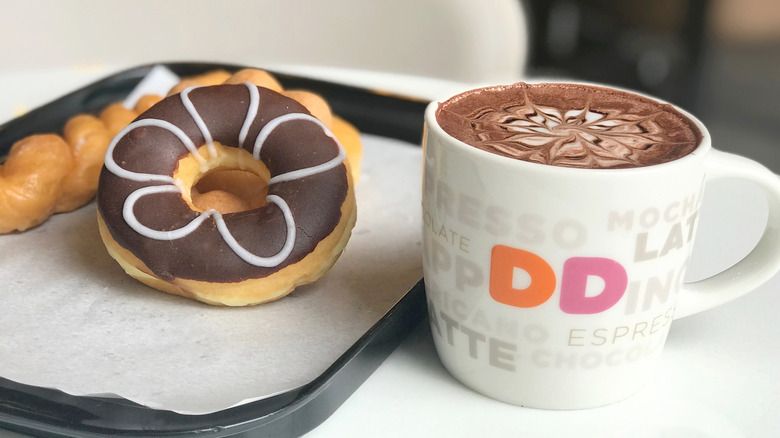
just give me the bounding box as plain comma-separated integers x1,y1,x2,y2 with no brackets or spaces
421,82,780,409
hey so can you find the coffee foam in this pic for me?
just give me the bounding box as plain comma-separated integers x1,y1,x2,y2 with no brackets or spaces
436,82,702,169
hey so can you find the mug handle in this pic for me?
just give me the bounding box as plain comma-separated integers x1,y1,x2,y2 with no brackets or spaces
675,150,780,319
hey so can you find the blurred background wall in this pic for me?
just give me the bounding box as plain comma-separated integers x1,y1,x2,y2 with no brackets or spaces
0,0,528,84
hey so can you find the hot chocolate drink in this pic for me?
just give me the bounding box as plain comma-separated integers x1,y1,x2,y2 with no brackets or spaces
435,82,702,169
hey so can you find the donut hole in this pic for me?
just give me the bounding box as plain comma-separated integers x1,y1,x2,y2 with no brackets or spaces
173,142,271,215
192,169,268,214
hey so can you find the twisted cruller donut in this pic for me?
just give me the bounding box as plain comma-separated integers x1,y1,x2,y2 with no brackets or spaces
54,114,113,212
97,83,357,306
0,135,73,233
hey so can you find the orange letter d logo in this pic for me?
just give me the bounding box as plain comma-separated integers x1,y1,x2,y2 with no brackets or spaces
489,245,556,308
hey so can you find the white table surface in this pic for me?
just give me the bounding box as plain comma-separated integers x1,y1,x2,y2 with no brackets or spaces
1,65,778,438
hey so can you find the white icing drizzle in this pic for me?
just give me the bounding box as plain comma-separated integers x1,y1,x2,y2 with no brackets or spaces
238,82,259,148
104,84,346,268
105,119,205,183
123,186,296,267
215,194,296,267
253,113,346,184
180,86,217,158
123,185,210,240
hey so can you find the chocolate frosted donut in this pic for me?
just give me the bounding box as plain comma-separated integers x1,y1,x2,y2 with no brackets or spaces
97,83,356,306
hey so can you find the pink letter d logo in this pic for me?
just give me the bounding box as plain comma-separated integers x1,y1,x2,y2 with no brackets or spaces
559,257,628,314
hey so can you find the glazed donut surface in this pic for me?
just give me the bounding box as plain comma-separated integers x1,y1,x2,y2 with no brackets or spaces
97,83,356,305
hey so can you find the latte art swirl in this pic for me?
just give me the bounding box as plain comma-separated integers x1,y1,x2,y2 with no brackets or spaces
437,83,701,169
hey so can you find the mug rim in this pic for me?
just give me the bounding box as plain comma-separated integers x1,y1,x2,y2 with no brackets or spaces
424,80,712,175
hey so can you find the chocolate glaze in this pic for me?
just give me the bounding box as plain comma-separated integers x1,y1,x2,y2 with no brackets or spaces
436,82,702,169
97,85,348,283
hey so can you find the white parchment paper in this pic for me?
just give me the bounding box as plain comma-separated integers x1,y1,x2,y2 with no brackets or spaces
0,133,423,414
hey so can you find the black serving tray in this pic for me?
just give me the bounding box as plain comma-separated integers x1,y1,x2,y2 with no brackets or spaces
0,62,429,438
